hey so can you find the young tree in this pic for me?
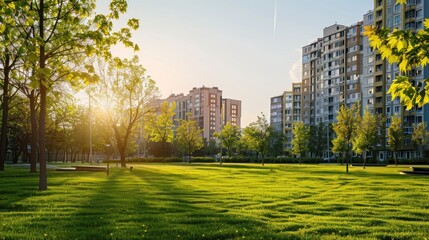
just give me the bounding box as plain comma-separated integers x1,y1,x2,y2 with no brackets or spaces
175,116,203,164
309,122,327,158
267,130,285,158
214,122,240,159
291,121,309,161
388,116,403,166
412,122,428,158
364,0,429,110
241,114,271,166
145,101,175,161
352,107,378,169
332,104,360,173
95,57,158,168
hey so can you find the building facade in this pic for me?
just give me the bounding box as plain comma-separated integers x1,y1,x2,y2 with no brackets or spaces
164,86,241,141
270,1,429,159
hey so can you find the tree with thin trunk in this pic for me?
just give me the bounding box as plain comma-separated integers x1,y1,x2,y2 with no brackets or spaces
291,121,309,163
5,0,139,190
175,115,203,164
94,56,159,168
214,122,240,160
145,101,175,161
352,107,377,169
332,104,360,173
388,116,403,166
0,1,32,171
241,114,271,166
412,122,428,158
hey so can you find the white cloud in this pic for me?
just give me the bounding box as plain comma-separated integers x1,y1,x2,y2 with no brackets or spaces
289,59,302,83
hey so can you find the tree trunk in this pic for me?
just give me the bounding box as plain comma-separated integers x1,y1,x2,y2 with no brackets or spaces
29,92,38,173
394,150,397,166
363,151,367,169
0,55,11,172
38,0,48,191
345,150,349,173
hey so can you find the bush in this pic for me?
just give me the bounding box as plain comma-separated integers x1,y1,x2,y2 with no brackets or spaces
387,158,429,165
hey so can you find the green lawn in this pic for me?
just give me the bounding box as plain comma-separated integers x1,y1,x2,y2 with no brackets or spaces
1,163,429,239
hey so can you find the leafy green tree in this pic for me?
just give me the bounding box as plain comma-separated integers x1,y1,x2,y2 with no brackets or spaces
241,114,271,166
175,115,204,164
214,122,240,160
364,0,429,110
145,101,175,161
95,56,158,167
309,122,327,158
412,122,428,158
332,104,360,173
388,116,403,166
4,0,140,190
0,1,32,171
291,121,309,161
352,107,378,169
267,129,285,157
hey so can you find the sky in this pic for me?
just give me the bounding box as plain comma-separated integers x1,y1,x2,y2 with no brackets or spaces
96,0,373,127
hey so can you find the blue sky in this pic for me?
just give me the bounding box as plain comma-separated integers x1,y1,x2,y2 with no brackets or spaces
97,0,373,126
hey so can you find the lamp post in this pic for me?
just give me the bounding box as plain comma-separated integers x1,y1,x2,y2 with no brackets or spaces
88,88,93,164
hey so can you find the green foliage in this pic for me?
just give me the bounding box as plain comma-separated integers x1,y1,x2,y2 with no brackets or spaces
241,114,271,159
364,2,429,109
145,102,175,144
3,165,429,239
352,107,378,156
308,122,328,158
388,116,403,153
214,122,240,157
332,104,360,155
291,121,309,157
174,115,204,159
412,122,429,157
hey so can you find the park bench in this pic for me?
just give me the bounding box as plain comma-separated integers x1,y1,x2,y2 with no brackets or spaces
399,166,429,175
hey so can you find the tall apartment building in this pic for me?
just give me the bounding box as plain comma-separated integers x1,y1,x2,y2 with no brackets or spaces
222,98,241,128
371,0,429,159
164,86,241,141
270,85,300,151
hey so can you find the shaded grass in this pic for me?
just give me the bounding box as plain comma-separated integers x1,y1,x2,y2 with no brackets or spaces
1,164,429,239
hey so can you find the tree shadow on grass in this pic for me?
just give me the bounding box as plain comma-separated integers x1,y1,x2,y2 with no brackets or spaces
54,167,300,240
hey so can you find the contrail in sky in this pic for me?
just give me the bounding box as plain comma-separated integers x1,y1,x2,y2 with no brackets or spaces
273,0,277,39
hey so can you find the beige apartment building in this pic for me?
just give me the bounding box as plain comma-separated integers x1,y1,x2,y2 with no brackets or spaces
164,86,241,141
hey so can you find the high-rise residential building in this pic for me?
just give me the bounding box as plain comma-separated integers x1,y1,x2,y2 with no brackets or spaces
222,98,242,128
302,39,322,125
163,86,241,141
270,95,284,133
269,89,298,151
371,0,429,159
270,1,429,159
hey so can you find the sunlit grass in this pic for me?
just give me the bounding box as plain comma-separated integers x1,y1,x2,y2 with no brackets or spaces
1,164,429,239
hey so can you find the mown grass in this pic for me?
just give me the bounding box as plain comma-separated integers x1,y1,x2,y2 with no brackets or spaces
1,164,429,239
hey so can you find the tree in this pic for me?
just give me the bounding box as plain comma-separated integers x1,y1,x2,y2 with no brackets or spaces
308,122,327,158
0,2,32,171
145,101,175,161
95,56,158,168
175,115,203,164
332,104,360,173
388,116,403,166
352,107,378,169
214,122,240,160
4,0,140,190
241,114,271,166
267,130,285,158
291,121,309,162
364,0,429,110
412,122,428,158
